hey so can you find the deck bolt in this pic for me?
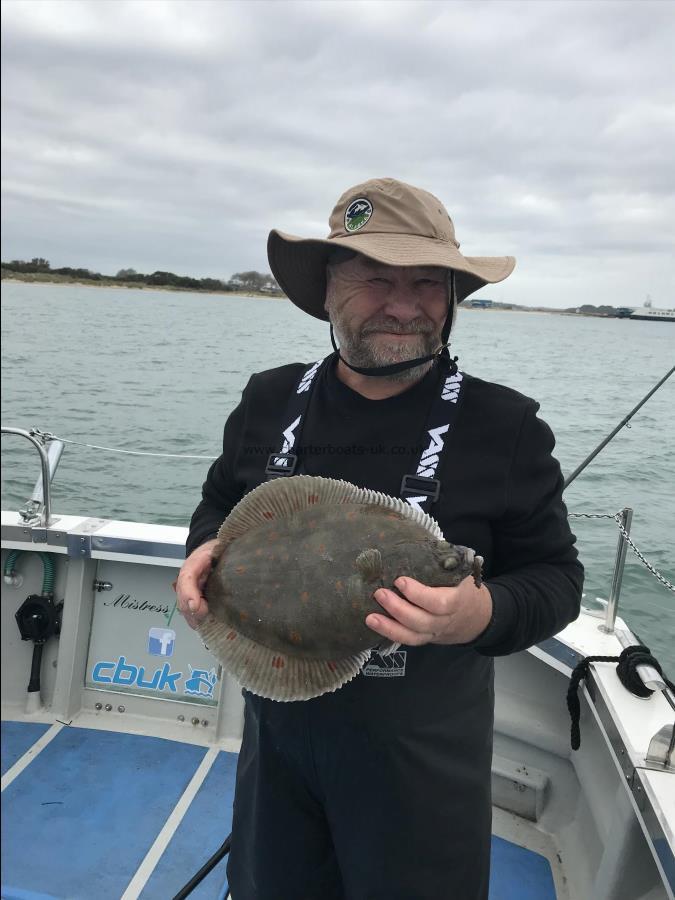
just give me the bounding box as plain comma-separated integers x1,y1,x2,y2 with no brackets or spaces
95,702,102,710
177,715,185,722
117,706,125,713
201,720,209,727
105,704,112,711
191,717,200,726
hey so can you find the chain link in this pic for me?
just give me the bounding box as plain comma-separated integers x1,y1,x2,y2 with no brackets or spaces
570,511,674,593
569,512,618,521
614,516,674,593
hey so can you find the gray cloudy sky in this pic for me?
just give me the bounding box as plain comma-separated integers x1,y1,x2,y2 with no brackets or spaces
2,0,674,308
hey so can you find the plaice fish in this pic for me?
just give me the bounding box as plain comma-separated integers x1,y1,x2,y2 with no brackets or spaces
199,475,482,702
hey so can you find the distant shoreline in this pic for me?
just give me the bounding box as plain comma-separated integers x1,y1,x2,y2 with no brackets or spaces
0,273,557,311
0,271,284,300
2,272,642,317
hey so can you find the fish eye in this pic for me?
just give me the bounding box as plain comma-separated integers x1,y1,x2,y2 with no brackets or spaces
442,554,459,570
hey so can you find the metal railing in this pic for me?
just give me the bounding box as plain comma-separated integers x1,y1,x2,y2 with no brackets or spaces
1,427,64,527
602,507,633,635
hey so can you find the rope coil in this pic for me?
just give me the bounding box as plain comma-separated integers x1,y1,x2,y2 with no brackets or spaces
566,645,675,750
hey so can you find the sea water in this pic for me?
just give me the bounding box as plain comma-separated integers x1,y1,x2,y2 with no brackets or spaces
1,281,673,668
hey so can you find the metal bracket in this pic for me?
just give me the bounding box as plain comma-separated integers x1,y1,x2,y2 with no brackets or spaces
644,723,675,771
30,524,64,544
67,534,92,559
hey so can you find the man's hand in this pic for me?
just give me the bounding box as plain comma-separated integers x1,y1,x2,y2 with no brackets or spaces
366,575,493,646
175,539,219,631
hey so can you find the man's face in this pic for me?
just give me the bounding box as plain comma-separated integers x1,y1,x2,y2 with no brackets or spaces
325,254,449,381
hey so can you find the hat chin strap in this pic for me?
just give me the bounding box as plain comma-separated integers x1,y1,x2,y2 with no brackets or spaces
330,271,458,378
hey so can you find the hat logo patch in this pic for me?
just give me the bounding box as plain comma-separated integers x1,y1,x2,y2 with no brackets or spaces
345,198,373,232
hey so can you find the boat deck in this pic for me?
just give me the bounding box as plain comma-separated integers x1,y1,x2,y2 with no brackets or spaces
1,719,562,900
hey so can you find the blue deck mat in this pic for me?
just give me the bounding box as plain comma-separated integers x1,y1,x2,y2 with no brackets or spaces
1,725,208,900
1,721,53,776
490,834,556,899
1,722,556,900
140,750,238,900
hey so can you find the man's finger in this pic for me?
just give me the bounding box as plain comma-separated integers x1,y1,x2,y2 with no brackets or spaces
175,577,207,615
373,588,438,633
180,598,209,630
393,577,456,614
365,612,432,647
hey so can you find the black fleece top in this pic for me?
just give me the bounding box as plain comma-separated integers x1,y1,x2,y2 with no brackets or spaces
187,355,583,657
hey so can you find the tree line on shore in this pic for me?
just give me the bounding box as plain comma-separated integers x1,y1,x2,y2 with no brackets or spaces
1,258,283,294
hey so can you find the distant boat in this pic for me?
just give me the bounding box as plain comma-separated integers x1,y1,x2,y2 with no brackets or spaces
628,307,675,322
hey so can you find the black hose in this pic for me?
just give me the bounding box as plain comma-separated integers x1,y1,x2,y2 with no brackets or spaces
171,833,232,900
27,643,44,693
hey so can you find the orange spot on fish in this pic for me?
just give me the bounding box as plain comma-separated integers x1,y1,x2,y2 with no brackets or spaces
226,631,237,641
272,656,285,668
289,630,302,644
346,511,358,521
263,511,274,520
308,494,319,504
255,548,263,556
318,544,326,554
335,580,343,591
378,531,385,539
300,591,310,604
239,611,249,622
235,565,247,575
308,520,317,528
327,661,337,671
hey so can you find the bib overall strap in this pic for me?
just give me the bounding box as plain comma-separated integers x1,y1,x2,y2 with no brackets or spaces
265,356,329,480
400,367,465,512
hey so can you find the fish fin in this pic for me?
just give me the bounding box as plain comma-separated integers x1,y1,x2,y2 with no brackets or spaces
376,640,401,656
198,614,370,702
214,475,443,555
355,548,383,582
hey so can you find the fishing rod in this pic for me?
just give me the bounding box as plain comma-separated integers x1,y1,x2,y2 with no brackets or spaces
564,364,674,490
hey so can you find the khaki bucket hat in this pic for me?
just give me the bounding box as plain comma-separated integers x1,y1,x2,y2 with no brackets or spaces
267,177,515,321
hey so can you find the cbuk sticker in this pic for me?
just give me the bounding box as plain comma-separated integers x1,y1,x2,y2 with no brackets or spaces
91,656,218,699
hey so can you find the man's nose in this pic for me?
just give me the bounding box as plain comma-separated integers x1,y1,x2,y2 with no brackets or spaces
382,283,422,322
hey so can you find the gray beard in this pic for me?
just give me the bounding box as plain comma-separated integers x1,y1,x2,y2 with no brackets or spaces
332,319,440,384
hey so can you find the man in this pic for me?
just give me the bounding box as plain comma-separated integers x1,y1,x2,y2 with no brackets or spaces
176,178,583,900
